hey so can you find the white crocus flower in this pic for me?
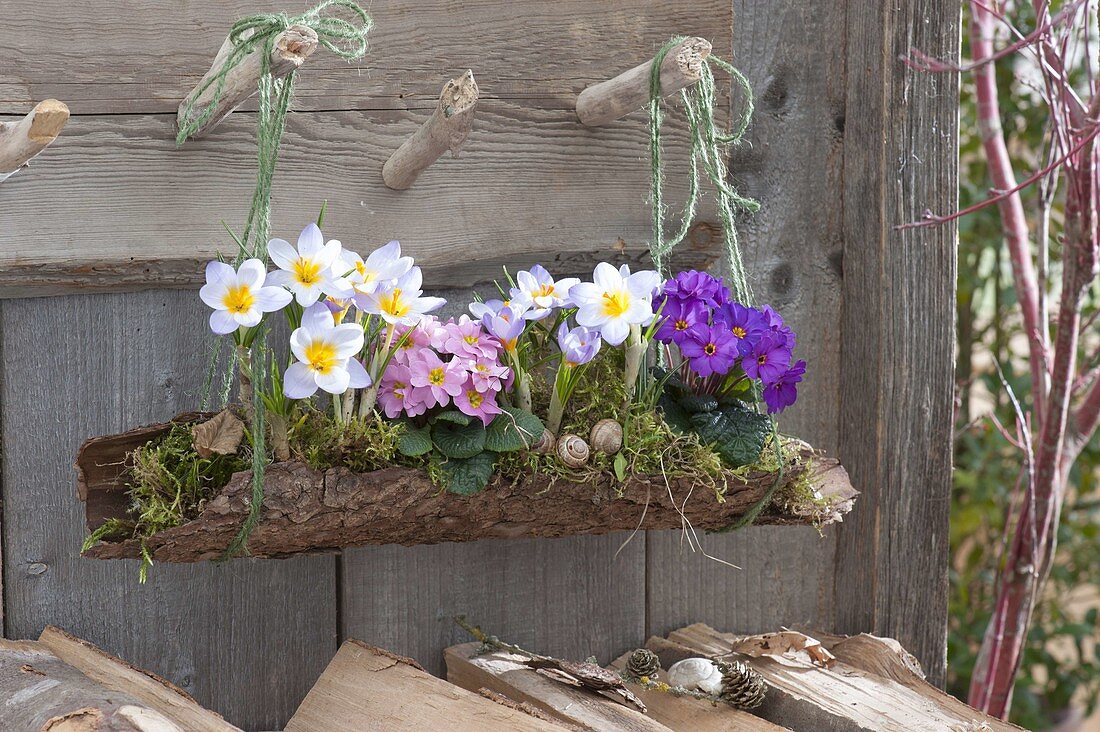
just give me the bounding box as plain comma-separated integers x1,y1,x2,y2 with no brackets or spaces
509,265,580,320
360,266,446,326
569,262,660,346
284,303,371,398
199,259,291,335
268,223,352,306
335,240,414,308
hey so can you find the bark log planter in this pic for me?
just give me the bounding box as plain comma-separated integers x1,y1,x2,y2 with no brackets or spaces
76,414,858,563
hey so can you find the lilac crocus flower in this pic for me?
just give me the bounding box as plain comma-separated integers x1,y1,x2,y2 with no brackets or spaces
653,297,708,345
482,305,526,353
763,359,806,414
741,332,792,383
468,298,509,321
556,322,602,367
714,302,768,356
510,265,579,320
679,323,738,378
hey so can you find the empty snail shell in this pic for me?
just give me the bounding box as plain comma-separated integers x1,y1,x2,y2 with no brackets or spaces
532,428,555,454
666,657,723,694
556,434,590,468
589,418,623,454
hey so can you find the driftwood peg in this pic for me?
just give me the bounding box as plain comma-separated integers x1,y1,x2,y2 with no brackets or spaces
576,37,711,126
382,70,479,190
177,25,320,141
0,99,69,183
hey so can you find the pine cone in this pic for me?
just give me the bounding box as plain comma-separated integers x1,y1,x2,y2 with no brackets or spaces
624,648,661,681
718,659,767,710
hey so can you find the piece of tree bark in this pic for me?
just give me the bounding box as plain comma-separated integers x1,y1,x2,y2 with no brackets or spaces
647,624,1025,732
177,25,319,141
75,415,857,563
445,643,668,731
382,70,480,189
0,99,69,182
607,651,789,731
286,640,566,731
576,37,711,126
0,628,239,732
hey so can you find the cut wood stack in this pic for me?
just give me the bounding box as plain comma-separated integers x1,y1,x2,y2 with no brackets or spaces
0,626,238,731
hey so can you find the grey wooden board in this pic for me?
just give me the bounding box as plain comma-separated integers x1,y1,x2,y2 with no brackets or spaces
2,0,729,115
834,0,958,686
646,0,846,642
0,291,338,731
340,532,647,676
0,105,712,298
0,0,728,298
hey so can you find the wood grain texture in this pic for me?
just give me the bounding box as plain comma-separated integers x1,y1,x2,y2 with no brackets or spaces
646,0,848,645
0,292,337,731
0,105,716,298
834,0,958,686
2,0,729,115
286,639,567,731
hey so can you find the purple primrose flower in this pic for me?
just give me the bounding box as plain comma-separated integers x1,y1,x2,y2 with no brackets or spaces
763,359,806,414
679,323,739,378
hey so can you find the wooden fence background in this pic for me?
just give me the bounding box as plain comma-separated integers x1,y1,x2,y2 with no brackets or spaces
0,1,958,729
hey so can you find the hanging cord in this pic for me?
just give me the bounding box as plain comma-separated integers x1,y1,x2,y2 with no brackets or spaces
184,1,372,558
646,37,784,530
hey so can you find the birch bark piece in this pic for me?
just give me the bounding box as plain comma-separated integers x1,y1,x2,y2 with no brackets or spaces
0,99,69,182
286,640,567,731
576,37,711,126
177,25,319,141
382,70,480,189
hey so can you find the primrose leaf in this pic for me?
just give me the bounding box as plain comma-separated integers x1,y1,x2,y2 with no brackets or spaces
680,394,719,414
689,405,770,467
657,393,693,433
432,420,487,459
397,422,433,457
442,451,497,495
485,407,544,452
433,410,473,426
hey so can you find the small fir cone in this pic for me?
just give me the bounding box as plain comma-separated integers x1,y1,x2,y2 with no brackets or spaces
624,648,661,681
718,659,767,710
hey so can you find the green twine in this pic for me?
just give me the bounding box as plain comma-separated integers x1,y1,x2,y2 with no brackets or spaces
645,37,784,530
186,1,373,559
647,37,759,301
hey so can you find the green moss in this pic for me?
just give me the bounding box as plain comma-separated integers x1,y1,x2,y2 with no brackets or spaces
291,410,403,472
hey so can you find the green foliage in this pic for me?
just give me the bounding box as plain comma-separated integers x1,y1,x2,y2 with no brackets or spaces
485,407,544,452
431,419,487,459
437,451,497,496
397,422,433,457
657,373,769,468
293,411,402,473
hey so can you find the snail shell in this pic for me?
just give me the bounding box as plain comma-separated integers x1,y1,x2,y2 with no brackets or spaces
556,434,590,468
667,658,723,694
532,428,555,455
589,418,623,454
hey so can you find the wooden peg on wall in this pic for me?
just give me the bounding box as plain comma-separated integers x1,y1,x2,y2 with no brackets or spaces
382,70,479,190
0,99,69,183
177,25,319,142
576,37,711,127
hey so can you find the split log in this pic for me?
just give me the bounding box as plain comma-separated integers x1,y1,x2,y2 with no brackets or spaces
445,643,667,731
607,651,789,731
286,640,566,731
75,414,857,563
647,624,1026,732
0,99,69,182
576,37,711,126
382,70,480,189
177,25,319,141
0,627,238,732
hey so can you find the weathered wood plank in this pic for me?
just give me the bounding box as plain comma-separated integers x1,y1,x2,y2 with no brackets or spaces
646,0,847,644
835,0,958,685
341,532,647,678
0,105,716,298
2,0,729,116
0,291,337,731
286,639,567,731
